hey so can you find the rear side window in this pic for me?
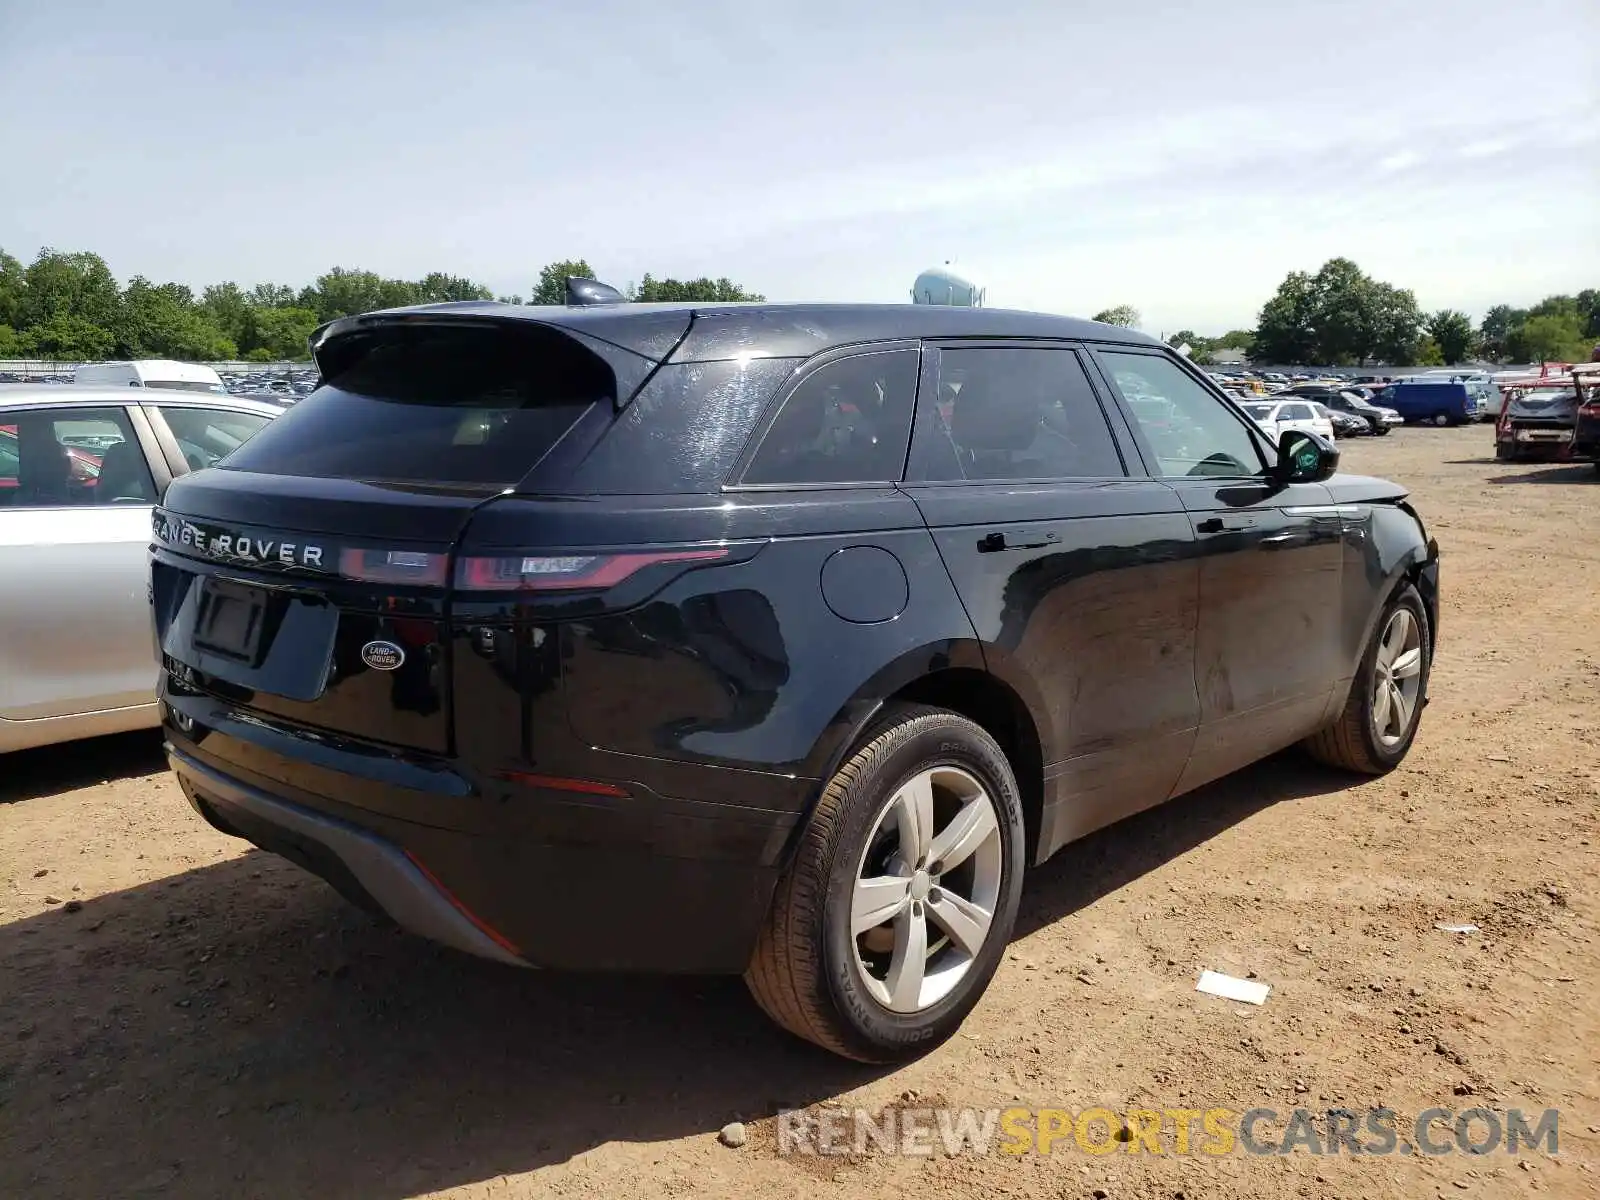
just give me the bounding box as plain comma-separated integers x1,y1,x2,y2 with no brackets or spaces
912,347,1125,481
742,349,919,485
154,405,272,471
221,326,607,487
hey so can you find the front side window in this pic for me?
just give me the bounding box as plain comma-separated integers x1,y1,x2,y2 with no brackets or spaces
1279,403,1313,421
1098,351,1266,478
912,347,1125,482
742,349,919,485
155,406,273,471
0,407,154,507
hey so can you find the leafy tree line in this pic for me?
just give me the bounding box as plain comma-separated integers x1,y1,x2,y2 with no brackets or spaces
1157,259,1597,367
0,248,764,363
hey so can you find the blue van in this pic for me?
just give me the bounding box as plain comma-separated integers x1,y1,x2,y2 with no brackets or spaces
1386,382,1476,426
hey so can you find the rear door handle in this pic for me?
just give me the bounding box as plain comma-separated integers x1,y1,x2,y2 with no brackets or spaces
977,529,1059,553
1195,516,1258,534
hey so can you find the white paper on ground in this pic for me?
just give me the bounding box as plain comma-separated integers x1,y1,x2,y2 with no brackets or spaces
1196,970,1271,1005
1434,922,1480,934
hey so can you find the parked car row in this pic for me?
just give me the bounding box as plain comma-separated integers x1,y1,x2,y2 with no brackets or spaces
219,368,318,400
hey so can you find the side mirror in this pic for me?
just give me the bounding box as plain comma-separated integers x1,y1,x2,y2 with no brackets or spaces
1275,429,1338,483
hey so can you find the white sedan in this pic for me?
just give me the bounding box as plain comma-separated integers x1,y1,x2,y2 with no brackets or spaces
1237,399,1337,442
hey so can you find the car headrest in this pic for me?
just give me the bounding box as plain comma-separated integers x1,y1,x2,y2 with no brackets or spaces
96,439,153,502
950,378,1039,450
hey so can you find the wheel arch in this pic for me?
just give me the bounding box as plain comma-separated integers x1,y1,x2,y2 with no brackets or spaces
794,640,1050,868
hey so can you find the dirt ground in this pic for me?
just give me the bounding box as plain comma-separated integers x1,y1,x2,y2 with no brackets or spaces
3,427,1597,1200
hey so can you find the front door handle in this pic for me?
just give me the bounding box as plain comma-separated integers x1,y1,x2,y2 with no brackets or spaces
1196,516,1259,534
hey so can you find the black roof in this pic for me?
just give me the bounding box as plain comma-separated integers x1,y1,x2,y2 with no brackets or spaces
311,301,1161,369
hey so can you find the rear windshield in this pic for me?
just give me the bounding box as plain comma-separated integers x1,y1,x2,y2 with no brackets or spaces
221,325,607,487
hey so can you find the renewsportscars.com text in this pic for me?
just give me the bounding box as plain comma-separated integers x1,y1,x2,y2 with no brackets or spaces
776,1105,1561,1158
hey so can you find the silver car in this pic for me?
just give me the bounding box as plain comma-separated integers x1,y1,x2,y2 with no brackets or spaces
0,387,280,753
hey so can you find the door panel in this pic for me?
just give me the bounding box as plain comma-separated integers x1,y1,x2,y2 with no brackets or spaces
0,505,158,720
1085,347,1348,795
0,404,161,723
907,482,1200,857
1169,480,1346,794
903,342,1200,861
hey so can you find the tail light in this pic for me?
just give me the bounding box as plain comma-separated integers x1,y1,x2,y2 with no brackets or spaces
454,547,729,592
339,547,450,586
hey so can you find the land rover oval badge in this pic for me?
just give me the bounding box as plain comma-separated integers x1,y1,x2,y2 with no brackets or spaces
361,640,405,671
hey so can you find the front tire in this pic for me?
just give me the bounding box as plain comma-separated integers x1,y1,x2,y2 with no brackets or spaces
1303,584,1431,774
745,704,1025,1062
1433,413,1450,426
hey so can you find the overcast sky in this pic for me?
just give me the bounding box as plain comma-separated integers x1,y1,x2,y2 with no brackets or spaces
2,0,1596,334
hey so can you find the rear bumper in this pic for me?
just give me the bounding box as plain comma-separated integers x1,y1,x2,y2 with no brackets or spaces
165,704,798,973
173,748,527,966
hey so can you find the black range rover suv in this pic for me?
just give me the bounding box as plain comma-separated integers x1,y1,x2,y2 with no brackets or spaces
154,295,1440,1062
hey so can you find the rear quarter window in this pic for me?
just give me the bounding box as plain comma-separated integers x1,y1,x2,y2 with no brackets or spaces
564,358,796,494
221,325,610,488
741,349,919,485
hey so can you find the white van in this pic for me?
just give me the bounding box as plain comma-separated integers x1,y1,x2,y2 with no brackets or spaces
74,360,226,394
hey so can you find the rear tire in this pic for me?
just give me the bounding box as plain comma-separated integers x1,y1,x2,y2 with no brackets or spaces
1303,584,1431,775
745,703,1025,1062
1433,413,1450,427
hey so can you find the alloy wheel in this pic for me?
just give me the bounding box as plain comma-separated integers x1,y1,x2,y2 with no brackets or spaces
850,766,1004,1014
1372,607,1424,747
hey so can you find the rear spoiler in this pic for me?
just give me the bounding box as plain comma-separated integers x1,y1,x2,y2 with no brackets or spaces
307,303,699,409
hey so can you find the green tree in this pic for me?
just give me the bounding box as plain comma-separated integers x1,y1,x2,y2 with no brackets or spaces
250,283,298,309
0,249,24,329
1426,309,1476,365
18,313,115,360
201,282,254,349
1576,288,1600,338
1253,271,1319,363
531,260,597,306
1304,257,1375,363
630,274,764,302
1478,304,1526,360
19,249,121,329
1510,312,1590,363
1091,304,1140,328
1214,329,1256,351
0,324,24,357
118,276,237,359
1255,259,1421,365
299,268,421,322
1416,337,1446,366
251,306,320,359
415,272,493,304
1368,282,1425,366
